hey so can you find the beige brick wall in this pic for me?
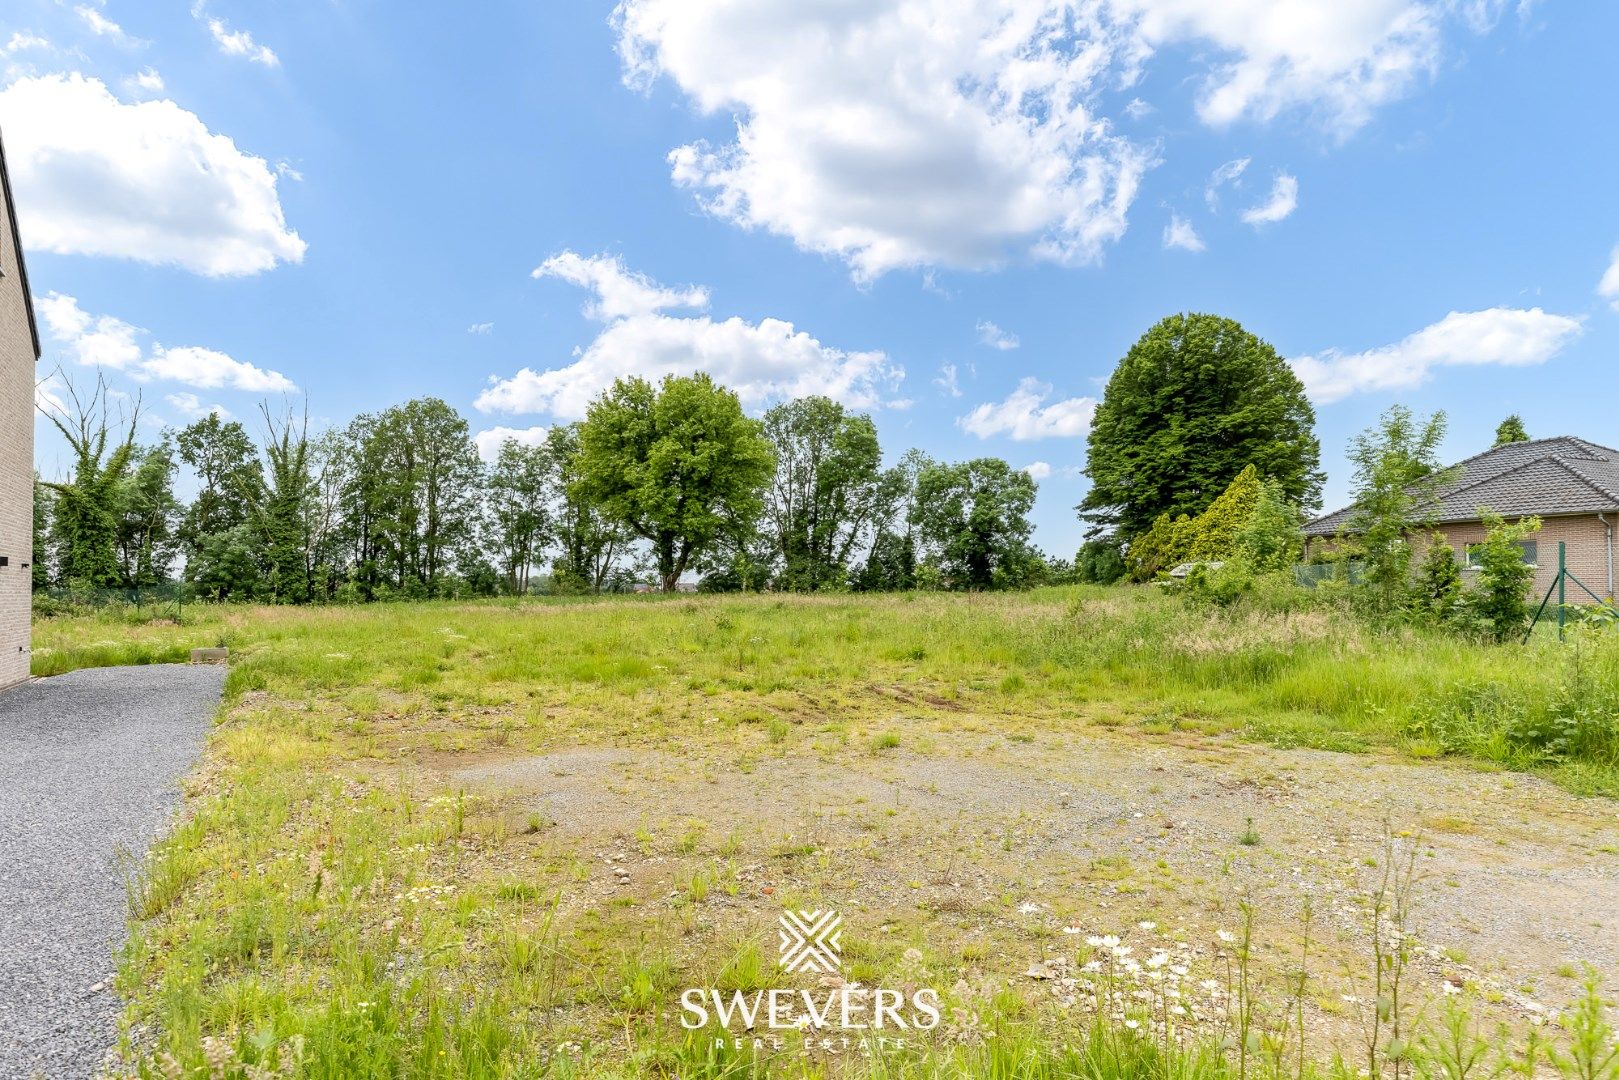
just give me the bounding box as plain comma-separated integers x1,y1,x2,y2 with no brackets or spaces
0,167,34,688
1430,514,1616,605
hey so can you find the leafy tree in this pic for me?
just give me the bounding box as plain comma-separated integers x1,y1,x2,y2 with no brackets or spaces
367,398,484,596
852,448,928,592
1415,534,1463,621
1080,313,1322,540
761,397,889,590
31,477,52,590
911,457,1038,590
244,406,317,602
175,413,265,598
1074,538,1126,584
485,438,551,594
1493,415,1529,446
113,441,182,586
1346,406,1453,615
1467,512,1541,641
576,374,774,593
546,424,630,592
38,374,141,587
1235,477,1303,573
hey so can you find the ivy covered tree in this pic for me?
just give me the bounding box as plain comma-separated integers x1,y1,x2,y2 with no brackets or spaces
912,457,1038,590
576,374,774,593
39,374,141,587
1080,313,1323,541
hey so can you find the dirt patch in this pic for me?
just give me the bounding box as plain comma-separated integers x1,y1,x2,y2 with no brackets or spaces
453,722,1619,1022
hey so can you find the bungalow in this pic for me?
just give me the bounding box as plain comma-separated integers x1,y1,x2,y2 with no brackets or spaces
1302,436,1619,603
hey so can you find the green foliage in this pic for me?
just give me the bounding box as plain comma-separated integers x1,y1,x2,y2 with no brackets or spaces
911,457,1038,589
113,441,182,588
1080,312,1323,540
545,423,633,592
576,374,775,592
1125,511,1193,582
761,396,888,591
1467,512,1541,642
485,437,551,595
851,528,917,591
1493,414,1530,446
1236,477,1304,572
1185,463,1263,561
1347,406,1453,616
1415,536,1463,622
1074,538,1127,584
39,375,142,587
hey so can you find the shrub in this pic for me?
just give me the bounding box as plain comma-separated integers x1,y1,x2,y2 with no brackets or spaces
1467,512,1541,642
1074,539,1126,585
1415,535,1463,622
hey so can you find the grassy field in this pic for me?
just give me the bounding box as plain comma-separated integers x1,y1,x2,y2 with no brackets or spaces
30,587,1619,1077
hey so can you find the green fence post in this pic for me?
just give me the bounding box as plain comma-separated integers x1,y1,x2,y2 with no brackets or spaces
1557,541,1566,642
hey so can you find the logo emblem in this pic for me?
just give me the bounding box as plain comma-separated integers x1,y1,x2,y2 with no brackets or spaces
778,909,842,973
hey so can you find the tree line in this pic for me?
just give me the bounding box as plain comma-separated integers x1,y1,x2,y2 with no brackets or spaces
33,372,1059,600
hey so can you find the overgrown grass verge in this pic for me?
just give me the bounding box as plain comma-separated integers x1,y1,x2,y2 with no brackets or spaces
26,588,1617,1075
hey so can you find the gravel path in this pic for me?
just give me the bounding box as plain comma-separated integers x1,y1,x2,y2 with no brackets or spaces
0,664,223,1079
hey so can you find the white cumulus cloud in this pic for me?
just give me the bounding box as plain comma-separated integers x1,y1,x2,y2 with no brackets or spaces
976,320,1020,351
1023,461,1053,480
1291,307,1584,403
1162,213,1205,251
1240,172,1298,225
1113,0,1454,133
0,74,305,276
1599,243,1619,311
615,2,1503,281
474,425,550,462
165,392,231,419
205,16,278,66
616,1,1153,283
40,292,297,393
959,378,1098,440
533,251,708,321
479,253,904,419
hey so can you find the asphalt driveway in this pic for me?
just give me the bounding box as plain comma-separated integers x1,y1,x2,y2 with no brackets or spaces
0,664,223,1079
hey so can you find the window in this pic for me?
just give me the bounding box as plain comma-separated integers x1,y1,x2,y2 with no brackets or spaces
1463,540,1537,568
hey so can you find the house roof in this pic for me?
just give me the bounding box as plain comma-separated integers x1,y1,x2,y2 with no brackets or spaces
0,124,41,361
1303,436,1619,537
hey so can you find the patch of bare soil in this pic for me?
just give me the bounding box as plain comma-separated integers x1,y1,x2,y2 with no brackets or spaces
451,722,1619,1035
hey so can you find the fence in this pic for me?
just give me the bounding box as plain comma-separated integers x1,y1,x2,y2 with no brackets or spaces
1292,560,1363,588
34,582,197,621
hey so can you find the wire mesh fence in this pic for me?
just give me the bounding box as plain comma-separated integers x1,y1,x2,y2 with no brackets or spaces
33,582,199,621
1292,560,1363,588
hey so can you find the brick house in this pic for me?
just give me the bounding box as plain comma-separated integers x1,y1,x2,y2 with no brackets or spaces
0,127,40,688
1302,436,1619,603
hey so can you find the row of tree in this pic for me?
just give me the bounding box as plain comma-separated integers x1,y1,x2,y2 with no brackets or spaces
34,373,1054,599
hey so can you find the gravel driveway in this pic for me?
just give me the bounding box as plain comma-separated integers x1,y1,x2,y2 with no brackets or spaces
0,664,223,1079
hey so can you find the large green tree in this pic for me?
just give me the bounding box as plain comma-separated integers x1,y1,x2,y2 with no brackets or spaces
366,398,484,596
485,437,551,595
1080,313,1322,540
761,396,887,590
912,457,1038,590
576,374,774,593
114,441,182,587
175,413,264,598
546,424,632,592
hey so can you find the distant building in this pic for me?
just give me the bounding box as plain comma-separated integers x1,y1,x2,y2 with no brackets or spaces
0,127,40,688
1304,436,1619,603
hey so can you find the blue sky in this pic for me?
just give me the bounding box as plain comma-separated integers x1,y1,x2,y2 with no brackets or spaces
6,0,1618,557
